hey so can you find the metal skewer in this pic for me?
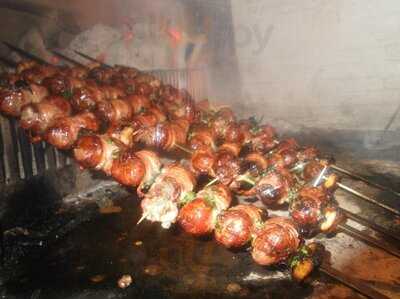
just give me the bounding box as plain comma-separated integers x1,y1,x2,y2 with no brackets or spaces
320,264,391,299
0,56,17,68
51,50,88,68
331,164,400,198
338,223,400,258
73,50,112,68
336,182,400,216
3,41,51,65
339,207,400,243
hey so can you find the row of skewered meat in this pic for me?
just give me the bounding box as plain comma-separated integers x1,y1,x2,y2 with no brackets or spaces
0,60,339,281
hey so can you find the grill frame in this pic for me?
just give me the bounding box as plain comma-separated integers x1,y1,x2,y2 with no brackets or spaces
0,67,209,187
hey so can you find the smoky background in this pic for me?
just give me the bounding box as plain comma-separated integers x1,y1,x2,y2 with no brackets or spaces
0,0,399,161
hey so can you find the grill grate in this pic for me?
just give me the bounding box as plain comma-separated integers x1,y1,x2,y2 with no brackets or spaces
0,68,208,186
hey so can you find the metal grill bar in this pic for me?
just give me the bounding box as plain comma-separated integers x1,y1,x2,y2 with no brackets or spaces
8,118,21,182
0,119,5,184
33,142,46,176
17,125,33,180
44,143,57,172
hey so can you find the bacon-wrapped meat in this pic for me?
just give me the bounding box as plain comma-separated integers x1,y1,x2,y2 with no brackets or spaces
178,198,214,236
20,95,72,137
268,150,298,169
244,152,269,176
178,184,232,236
161,89,196,122
71,84,106,112
215,204,264,248
21,65,58,84
297,146,319,162
100,85,125,100
126,94,151,114
134,118,189,151
249,124,277,153
42,75,71,95
89,66,115,84
211,107,236,140
191,148,216,176
0,73,21,89
135,150,162,196
64,66,89,79
110,149,146,187
237,119,253,144
290,187,342,233
251,217,300,266
218,143,241,157
255,168,295,206
141,165,195,229
0,82,48,117
131,107,167,129
213,151,241,186
97,99,133,124
188,124,216,151
113,66,139,81
302,160,339,190
16,60,38,74
224,123,245,144
45,112,100,149
106,123,138,148
134,74,161,98
73,135,125,175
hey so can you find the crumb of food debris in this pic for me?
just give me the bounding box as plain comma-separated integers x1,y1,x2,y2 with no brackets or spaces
118,275,133,289
134,241,143,246
226,283,242,294
90,274,106,283
99,206,122,214
144,264,162,276
117,235,127,242
394,217,400,226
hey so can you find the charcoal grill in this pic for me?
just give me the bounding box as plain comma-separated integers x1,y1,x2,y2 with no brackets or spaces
1,2,400,298
0,60,399,299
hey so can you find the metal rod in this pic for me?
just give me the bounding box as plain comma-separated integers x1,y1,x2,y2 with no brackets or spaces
174,143,193,154
320,264,391,299
337,182,400,216
339,207,400,243
0,56,17,68
331,164,400,198
3,42,50,65
51,50,88,68
338,223,400,258
73,50,111,68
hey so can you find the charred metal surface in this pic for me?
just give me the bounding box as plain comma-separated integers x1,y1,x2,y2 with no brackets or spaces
8,119,21,182
1,193,311,299
32,142,46,176
0,119,5,184
17,125,33,180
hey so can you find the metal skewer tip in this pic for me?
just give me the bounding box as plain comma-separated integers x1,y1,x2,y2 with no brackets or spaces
320,264,390,299
3,41,50,65
73,50,111,68
51,50,87,68
337,182,400,216
205,177,219,187
136,213,148,225
331,164,400,198
174,144,193,154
